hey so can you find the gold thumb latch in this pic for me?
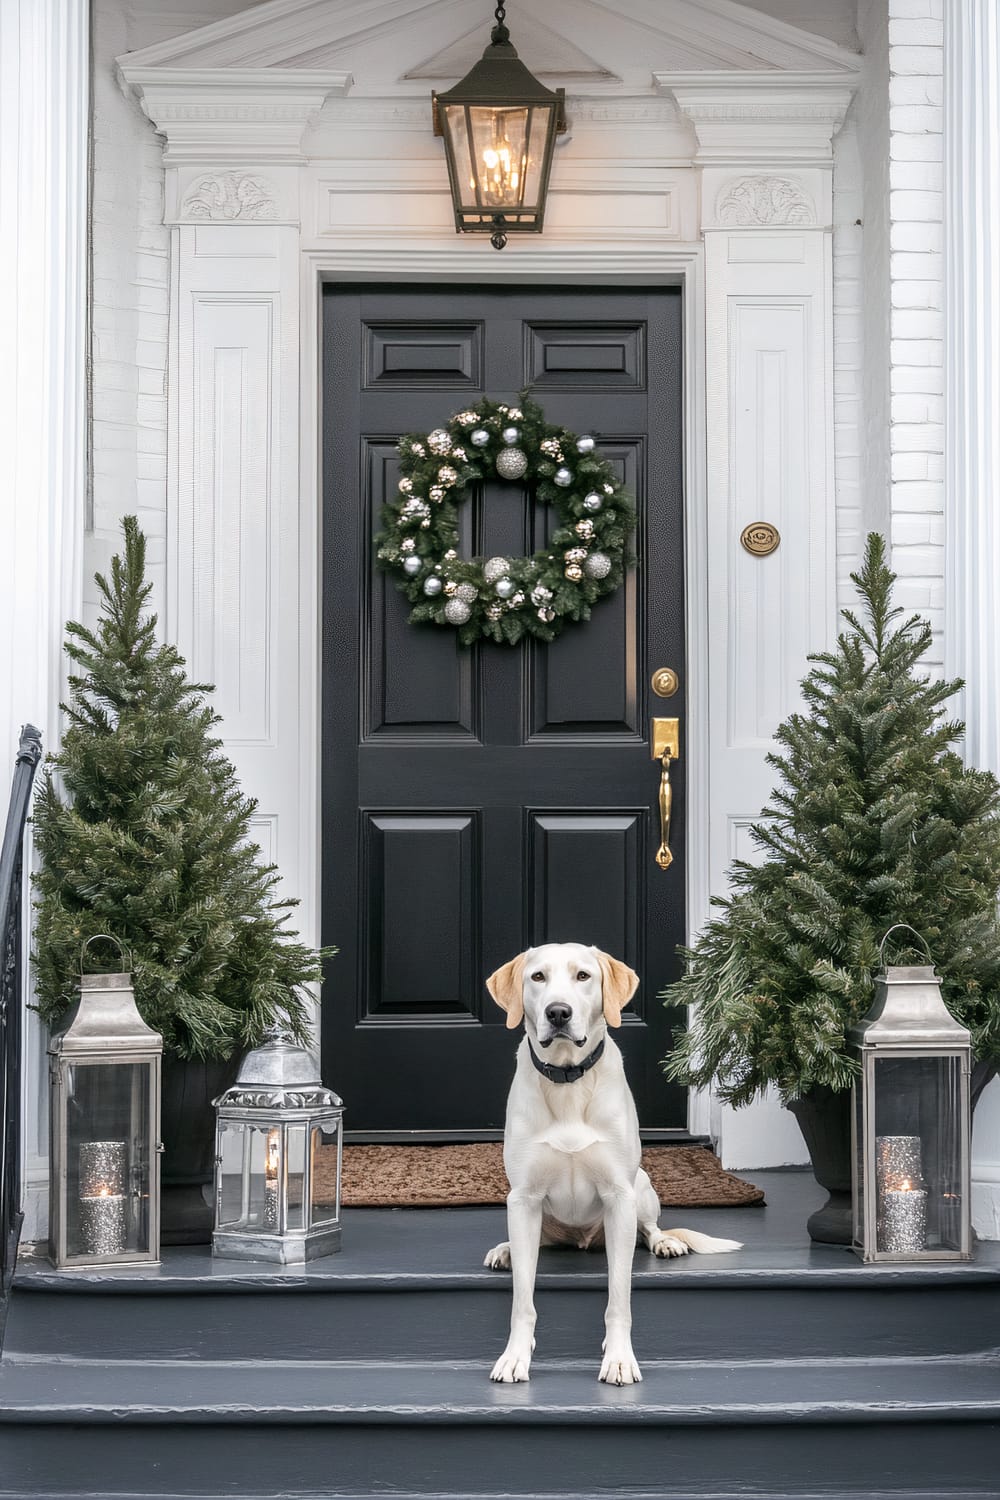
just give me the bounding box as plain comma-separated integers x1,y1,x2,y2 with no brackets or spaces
651,718,679,871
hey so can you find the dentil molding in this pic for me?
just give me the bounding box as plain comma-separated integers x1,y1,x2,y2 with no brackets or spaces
657,71,857,168
117,66,352,164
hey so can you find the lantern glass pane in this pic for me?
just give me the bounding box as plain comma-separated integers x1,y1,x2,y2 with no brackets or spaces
873,1055,964,1253
64,1061,151,1259
310,1121,341,1228
467,105,530,212
443,104,475,211
284,1123,308,1231
853,1080,866,1245
217,1121,284,1232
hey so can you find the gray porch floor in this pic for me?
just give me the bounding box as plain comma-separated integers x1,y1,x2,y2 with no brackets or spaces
14,1169,1000,1290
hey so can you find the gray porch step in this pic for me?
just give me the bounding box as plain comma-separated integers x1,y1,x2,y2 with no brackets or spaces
1,1352,999,1498
10,1174,1000,1364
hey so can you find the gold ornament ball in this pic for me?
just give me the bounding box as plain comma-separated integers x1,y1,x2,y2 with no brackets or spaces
564,563,583,581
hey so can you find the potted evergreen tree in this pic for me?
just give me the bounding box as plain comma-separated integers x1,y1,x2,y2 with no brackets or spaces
33,519,333,1243
664,535,1000,1242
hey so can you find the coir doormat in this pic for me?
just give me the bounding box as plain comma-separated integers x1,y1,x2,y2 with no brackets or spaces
319,1144,764,1209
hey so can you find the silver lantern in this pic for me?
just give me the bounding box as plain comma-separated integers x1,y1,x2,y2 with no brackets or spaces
212,1027,344,1264
48,938,162,1269
849,926,972,1263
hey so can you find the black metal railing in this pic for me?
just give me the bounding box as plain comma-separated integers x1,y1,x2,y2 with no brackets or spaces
0,725,42,1344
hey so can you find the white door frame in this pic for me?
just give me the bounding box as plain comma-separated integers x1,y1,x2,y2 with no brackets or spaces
297,245,712,1136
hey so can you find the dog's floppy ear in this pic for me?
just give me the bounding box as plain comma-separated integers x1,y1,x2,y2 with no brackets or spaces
593,948,640,1028
486,953,527,1030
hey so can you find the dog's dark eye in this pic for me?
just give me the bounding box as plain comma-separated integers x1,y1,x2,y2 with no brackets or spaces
576,970,590,982
531,970,545,982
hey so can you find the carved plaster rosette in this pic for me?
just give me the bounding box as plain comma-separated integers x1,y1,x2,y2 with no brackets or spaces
181,172,279,222
715,175,814,227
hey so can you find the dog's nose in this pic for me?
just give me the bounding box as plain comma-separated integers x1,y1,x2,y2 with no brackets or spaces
544,1002,573,1030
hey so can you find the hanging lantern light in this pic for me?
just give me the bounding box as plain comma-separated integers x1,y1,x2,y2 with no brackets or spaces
849,926,973,1263
432,3,566,250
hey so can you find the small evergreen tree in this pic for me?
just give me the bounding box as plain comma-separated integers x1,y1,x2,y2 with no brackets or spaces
664,533,1000,1106
33,518,331,1060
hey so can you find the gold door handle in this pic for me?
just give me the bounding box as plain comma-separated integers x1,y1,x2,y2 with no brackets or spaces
651,718,679,871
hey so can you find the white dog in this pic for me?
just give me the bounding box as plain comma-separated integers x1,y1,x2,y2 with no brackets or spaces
484,942,741,1385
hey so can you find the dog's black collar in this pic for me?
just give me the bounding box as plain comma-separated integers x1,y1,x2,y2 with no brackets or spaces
528,1037,605,1085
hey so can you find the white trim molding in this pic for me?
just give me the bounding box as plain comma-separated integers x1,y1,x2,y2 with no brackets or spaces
0,0,89,1239
944,0,1000,1239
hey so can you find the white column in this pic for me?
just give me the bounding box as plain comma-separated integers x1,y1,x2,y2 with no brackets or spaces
943,0,1000,1238
0,0,89,1237
662,74,856,1164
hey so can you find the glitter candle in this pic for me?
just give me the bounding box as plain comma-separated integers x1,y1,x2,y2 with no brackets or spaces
79,1140,126,1197
879,1182,928,1253
79,1190,128,1256
876,1134,923,1192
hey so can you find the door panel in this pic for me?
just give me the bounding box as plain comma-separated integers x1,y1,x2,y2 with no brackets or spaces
323,284,686,1135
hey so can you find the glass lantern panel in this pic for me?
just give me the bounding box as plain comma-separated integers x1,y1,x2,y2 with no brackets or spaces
217,1121,284,1232
64,1061,151,1259
467,106,531,212
309,1120,342,1228
284,1124,308,1232
442,104,476,212
873,1055,964,1253
853,1081,865,1246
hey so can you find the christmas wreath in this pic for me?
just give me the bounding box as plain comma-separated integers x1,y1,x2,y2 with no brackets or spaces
375,395,635,645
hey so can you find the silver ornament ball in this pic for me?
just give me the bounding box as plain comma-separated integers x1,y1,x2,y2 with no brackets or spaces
495,577,515,599
423,576,443,596
470,428,490,447
495,447,528,481
455,582,478,604
483,556,509,583
444,598,472,625
501,426,520,445
553,467,573,488
576,435,596,455
402,555,422,577
583,491,603,513
584,551,612,580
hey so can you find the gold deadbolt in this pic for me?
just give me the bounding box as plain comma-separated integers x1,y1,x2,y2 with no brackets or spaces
740,521,780,557
651,667,679,699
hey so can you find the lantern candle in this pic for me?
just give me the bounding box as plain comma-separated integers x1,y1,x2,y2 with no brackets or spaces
876,1134,923,1192
79,1140,126,1197
79,1186,128,1256
879,1178,928,1254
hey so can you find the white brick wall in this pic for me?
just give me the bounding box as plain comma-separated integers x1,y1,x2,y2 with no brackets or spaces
888,0,945,668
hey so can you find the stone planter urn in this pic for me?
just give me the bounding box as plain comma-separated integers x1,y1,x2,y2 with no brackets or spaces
786,1085,854,1245
160,1055,238,1245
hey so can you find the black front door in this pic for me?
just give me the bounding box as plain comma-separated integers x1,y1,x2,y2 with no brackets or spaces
322,284,686,1136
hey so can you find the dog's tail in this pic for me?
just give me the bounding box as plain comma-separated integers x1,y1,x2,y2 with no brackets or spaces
667,1228,743,1254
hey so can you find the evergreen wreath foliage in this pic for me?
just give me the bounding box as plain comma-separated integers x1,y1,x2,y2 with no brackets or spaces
663,533,1000,1106
32,518,332,1061
375,393,635,646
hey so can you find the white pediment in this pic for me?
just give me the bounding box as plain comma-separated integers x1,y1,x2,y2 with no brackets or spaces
118,0,861,94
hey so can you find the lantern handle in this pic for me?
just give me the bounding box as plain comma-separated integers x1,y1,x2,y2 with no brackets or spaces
80,934,132,975
878,924,933,968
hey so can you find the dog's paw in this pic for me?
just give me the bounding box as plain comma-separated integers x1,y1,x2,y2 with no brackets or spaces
490,1345,531,1382
599,1347,642,1385
649,1231,690,1258
483,1241,512,1271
